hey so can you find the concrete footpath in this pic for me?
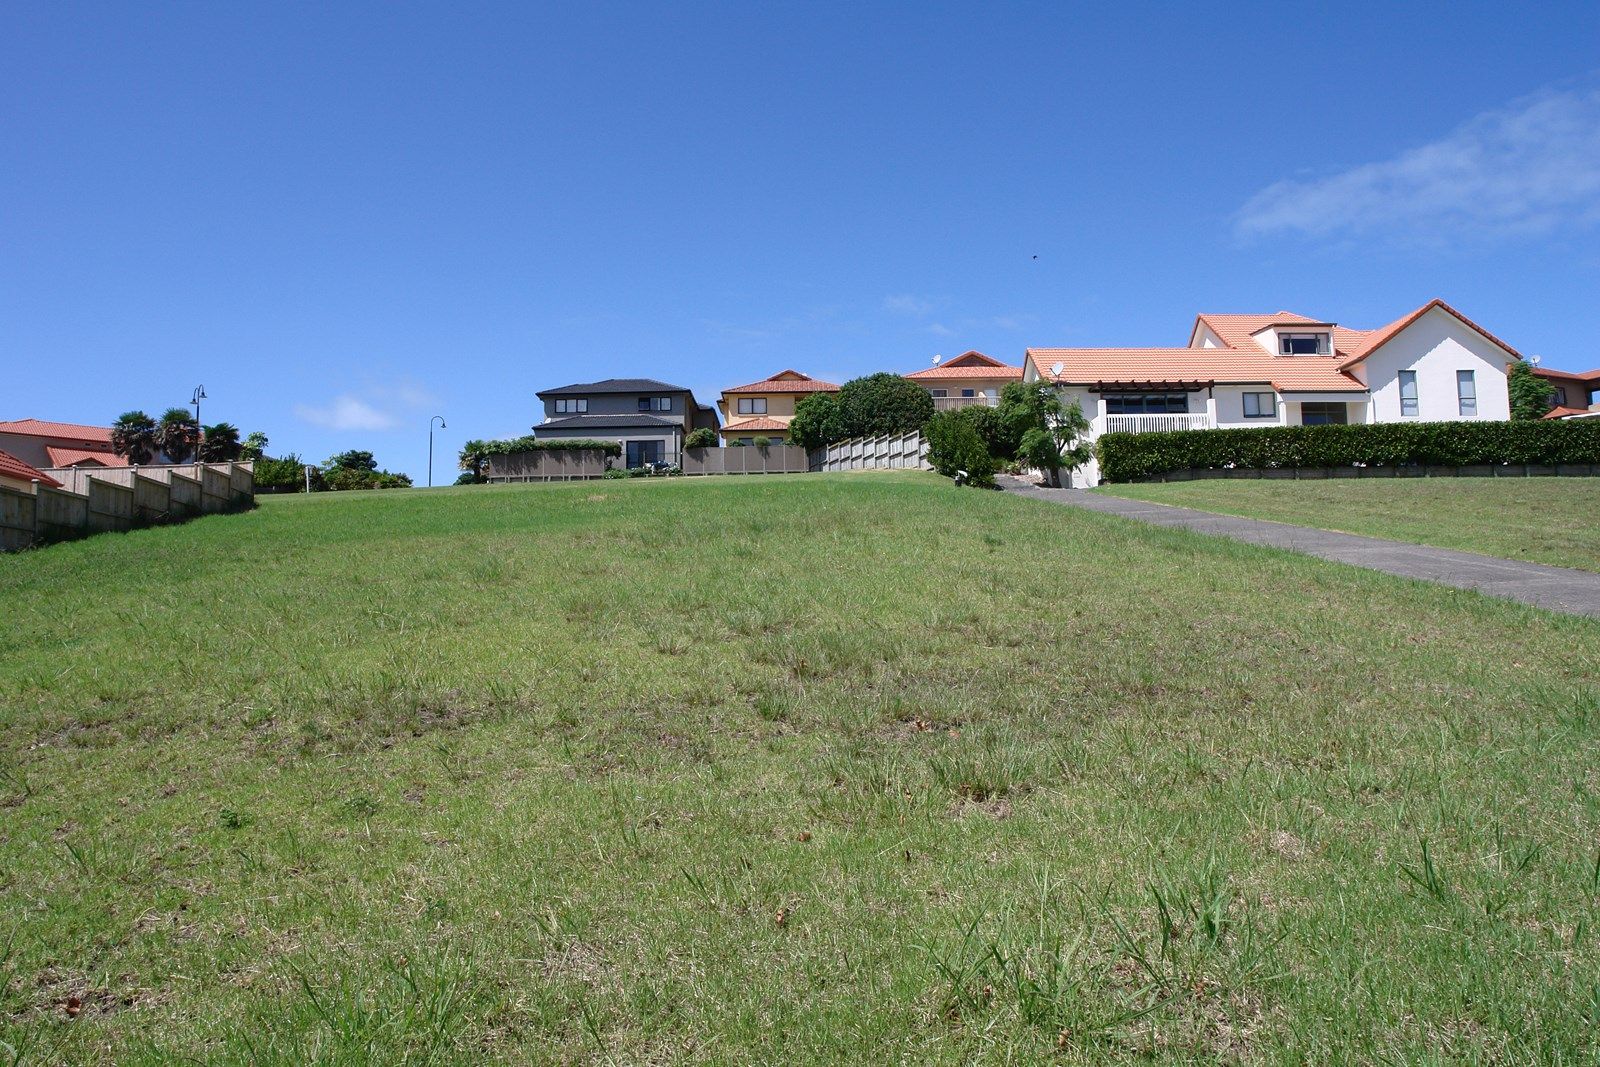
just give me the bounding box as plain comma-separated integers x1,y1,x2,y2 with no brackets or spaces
998,477,1600,620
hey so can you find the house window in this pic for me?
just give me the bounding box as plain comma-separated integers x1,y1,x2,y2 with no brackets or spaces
1457,370,1477,416
554,398,588,414
1398,370,1419,417
736,397,768,415
1242,392,1275,418
625,440,662,467
960,388,975,398
736,438,753,446
1300,402,1348,425
1104,393,1189,414
1553,385,1568,406
638,397,671,412
930,389,947,398
1279,333,1330,355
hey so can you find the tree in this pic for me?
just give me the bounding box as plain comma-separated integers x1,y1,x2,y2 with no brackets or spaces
325,449,378,472
836,373,936,440
241,431,270,460
199,423,243,462
458,436,539,482
1000,381,1092,487
684,427,718,449
787,392,846,452
924,409,999,486
156,407,199,463
110,411,159,465
1509,360,1556,421
254,453,323,492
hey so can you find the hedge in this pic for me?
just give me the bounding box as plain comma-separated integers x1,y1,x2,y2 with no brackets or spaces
513,439,623,457
1097,420,1600,482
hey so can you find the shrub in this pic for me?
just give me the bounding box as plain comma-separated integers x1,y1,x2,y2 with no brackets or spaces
685,427,718,449
254,453,321,492
753,436,771,449
837,373,936,440
1509,360,1557,420
788,392,845,452
1096,420,1600,482
961,403,1018,460
925,410,999,486
603,468,628,479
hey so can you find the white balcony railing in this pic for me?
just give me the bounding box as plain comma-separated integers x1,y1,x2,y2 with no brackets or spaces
932,395,999,410
1095,413,1213,435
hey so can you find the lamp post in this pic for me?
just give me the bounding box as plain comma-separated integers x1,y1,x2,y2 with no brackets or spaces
191,385,206,462
429,415,446,487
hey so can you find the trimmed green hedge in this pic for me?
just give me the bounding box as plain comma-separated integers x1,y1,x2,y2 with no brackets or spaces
513,438,623,457
1097,420,1600,482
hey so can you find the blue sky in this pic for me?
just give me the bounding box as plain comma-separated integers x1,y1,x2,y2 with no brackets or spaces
5,2,1599,482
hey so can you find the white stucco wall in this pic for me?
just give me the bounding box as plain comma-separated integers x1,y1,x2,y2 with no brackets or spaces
1362,307,1512,423
1212,385,1284,428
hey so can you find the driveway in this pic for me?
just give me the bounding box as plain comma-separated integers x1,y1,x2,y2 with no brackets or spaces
999,477,1600,620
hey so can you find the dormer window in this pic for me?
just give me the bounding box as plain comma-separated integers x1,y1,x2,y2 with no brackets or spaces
1279,333,1330,355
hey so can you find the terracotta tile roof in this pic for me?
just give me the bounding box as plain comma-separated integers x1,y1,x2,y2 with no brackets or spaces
1026,347,1366,392
720,417,790,433
1533,366,1600,384
0,418,114,443
721,369,841,394
1191,312,1326,351
906,353,1024,381
0,449,62,488
45,446,125,467
1335,299,1521,369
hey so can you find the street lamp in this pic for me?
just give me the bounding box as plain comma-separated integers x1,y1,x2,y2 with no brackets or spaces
429,415,447,487
191,385,206,461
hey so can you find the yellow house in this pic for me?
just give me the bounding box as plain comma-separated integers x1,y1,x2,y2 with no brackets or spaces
903,350,1022,409
716,369,840,445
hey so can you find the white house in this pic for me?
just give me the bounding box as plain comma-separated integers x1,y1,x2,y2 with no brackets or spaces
1023,300,1521,485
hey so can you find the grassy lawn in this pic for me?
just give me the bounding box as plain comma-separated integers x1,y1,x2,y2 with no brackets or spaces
1098,477,1600,573
2,472,1598,1063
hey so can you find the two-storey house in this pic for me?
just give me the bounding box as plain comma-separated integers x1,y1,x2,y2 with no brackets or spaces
1533,365,1600,419
1024,299,1521,485
716,369,840,445
903,351,1022,410
533,378,718,469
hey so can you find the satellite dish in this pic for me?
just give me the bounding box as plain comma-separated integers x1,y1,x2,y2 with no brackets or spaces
1529,354,1542,366
1051,361,1064,377
931,353,942,366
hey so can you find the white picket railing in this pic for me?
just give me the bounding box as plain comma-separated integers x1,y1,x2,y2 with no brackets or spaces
931,395,999,411
811,432,930,472
1095,413,1213,435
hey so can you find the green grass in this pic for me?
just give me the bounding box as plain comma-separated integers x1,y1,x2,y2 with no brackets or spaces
2,472,1598,1063
1098,477,1600,572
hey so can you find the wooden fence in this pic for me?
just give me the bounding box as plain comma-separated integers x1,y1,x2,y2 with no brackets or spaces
0,462,254,552
683,445,810,475
486,449,613,482
810,432,930,472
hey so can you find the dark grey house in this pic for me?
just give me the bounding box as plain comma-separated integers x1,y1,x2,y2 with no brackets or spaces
533,378,718,468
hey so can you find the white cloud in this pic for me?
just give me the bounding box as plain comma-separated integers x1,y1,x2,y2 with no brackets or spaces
883,294,935,316
1236,84,1600,243
926,322,955,337
294,395,399,431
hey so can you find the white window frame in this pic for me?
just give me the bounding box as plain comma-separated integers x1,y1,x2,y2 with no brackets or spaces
1398,370,1419,417
1242,392,1275,418
736,397,768,415
1457,370,1477,417
930,389,947,398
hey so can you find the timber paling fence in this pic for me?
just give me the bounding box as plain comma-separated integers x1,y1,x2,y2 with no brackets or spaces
684,445,810,475
0,462,255,553
810,432,930,472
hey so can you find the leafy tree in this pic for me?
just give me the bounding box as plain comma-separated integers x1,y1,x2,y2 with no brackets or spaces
684,427,718,449
787,392,846,451
453,471,480,486
837,373,936,440
753,436,771,449
1509,360,1556,421
962,403,1020,460
110,411,159,465
156,407,200,463
254,453,323,492
999,381,1092,487
199,423,243,462
924,409,999,486
241,431,270,460
325,449,378,472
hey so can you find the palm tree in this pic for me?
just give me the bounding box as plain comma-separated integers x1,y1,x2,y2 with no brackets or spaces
156,407,199,463
110,411,158,465
198,422,243,462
